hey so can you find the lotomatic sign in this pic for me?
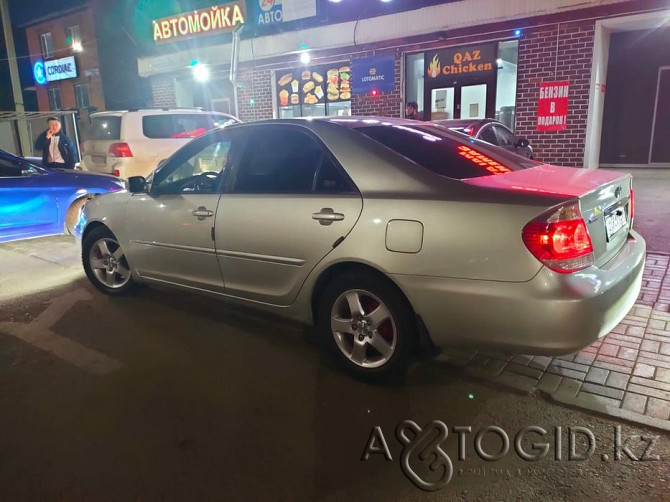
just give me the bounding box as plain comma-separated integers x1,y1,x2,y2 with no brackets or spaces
153,1,246,43
537,81,569,131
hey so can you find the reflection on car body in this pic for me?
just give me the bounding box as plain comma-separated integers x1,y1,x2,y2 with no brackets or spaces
78,117,644,381
432,118,534,159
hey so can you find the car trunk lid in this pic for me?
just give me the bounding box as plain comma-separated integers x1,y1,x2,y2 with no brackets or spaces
462,164,634,267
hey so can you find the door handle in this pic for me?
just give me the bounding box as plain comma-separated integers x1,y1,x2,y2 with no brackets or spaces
312,208,344,226
192,206,214,220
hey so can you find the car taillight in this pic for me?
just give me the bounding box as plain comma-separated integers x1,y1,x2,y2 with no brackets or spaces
114,169,120,177
109,142,133,158
522,202,594,273
629,187,634,224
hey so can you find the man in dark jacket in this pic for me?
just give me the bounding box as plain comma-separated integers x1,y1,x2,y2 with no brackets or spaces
405,101,422,120
34,116,77,169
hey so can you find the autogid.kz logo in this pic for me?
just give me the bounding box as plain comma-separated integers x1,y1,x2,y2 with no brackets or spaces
361,421,661,492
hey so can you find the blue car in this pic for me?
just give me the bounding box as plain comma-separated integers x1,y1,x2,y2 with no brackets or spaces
0,149,125,243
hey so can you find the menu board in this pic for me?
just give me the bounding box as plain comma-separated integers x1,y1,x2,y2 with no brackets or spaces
276,63,352,107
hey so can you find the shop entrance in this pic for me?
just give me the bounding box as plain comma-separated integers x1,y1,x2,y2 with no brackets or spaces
422,42,498,122
599,28,670,168
429,82,492,120
650,67,670,165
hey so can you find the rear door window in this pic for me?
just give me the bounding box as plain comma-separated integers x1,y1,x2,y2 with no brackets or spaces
142,114,212,139
231,125,333,194
88,116,121,140
354,123,539,179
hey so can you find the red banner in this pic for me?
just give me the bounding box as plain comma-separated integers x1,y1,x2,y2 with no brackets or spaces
537,81,569,131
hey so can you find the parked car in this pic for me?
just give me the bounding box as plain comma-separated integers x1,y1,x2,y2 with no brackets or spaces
0,149,124,243
432,118,534,158
80,108,240,179
78,117,644,381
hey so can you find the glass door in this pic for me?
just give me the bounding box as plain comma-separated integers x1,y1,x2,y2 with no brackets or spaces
460,84,487,119
431,87,455,120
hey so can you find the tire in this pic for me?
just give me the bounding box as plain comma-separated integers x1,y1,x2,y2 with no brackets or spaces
317,272,415,381
82,226,136,296
65,196,90,235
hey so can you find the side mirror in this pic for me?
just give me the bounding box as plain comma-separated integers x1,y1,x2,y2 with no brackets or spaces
127,176,147,193
515,138,530,148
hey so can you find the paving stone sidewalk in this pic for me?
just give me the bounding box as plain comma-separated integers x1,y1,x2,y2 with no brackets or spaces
439,253,670,432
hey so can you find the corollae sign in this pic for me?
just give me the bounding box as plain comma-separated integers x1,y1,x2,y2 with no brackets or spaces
153,1,247,43
44,56,77,82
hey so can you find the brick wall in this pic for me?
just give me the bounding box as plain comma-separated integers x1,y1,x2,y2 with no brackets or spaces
237,68,274,121
151,76,177,108
515,21,596,167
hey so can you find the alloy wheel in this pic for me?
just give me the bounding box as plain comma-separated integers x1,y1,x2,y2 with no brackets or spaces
330,289,397,369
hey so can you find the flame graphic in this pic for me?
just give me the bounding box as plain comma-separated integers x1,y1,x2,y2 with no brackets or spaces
428,55,441,78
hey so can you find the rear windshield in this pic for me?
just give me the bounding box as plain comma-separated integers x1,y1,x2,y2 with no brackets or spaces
355,123,538,179
88,116,121,141
142,114,220,139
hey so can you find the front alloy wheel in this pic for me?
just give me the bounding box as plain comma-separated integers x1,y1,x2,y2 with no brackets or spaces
83,227,135,295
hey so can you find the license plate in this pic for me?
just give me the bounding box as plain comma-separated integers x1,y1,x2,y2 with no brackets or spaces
604,205,627,241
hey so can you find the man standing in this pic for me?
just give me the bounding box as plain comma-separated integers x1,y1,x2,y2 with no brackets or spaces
34,116,77,169
405,101,422,120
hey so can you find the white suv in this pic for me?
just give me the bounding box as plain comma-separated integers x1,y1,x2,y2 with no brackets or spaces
80,109,239,179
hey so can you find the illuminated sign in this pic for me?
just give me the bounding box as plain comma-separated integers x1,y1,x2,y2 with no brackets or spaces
256,0,282,25
33,61,47,85
44,56,78,82
537,81,569,131
425,43,497,83
352,55,395,95
153,1,247,43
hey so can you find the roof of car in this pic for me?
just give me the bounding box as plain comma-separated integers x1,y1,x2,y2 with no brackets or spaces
90,108,236,117
431,118,499,128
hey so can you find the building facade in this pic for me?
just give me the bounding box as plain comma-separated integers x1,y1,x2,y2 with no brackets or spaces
138,0,670,168
25,4,105,114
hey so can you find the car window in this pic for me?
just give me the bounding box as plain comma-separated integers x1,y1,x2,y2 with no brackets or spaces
0,158,22,177
143,114,212,139
478,125,498,145
354,124,539,179
210,115,238,128
88,116,121,140
231,126,325,194
315,156,356,193
152,132,235,195
493,124,515,147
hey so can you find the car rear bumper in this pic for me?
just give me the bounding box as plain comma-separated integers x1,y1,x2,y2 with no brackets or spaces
392,231,646,355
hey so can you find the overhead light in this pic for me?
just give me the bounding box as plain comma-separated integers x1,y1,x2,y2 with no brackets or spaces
514,29,522,37
496,58,503,65
72,41,83,53
300,52,311,65
191,63,210,82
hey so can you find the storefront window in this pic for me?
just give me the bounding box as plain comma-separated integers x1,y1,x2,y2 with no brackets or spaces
405,40,518,124
406,53,425,118
275,65,351,118
495,40,519,130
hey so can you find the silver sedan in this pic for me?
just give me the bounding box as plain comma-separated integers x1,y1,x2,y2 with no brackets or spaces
77,117,645,380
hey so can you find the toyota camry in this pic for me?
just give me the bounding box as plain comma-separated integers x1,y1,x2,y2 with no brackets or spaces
77,118,645,380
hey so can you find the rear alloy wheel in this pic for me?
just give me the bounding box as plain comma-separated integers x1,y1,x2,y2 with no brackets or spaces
82,227,135,295
318,273,415,381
